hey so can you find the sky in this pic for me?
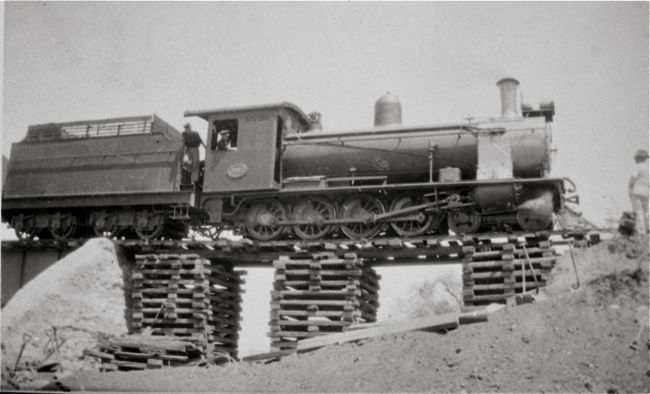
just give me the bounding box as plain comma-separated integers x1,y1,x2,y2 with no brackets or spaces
2,2,648,355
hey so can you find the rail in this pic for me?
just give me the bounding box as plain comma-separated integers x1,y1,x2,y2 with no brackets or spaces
1,229,598,267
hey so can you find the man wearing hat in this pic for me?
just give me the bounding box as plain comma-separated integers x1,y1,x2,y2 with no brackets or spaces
182,123,204,185
216,129,236,151
629,149,649,234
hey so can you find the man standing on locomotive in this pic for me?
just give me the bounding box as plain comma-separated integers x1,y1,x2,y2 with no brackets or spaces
182,123,205,185
629,149,649,234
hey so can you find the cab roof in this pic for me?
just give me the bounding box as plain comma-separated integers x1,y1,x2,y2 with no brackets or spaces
184,102,310,127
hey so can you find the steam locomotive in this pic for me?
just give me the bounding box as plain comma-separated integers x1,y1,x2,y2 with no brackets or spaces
2,78,574,241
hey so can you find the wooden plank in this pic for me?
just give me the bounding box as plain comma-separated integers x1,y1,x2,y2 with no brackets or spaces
105,336,196,352
458,310,489,325
208,277,244,289
83,348,115,360
468,281,546,291
463,259,515,269
109,360,148,370
132,294,207,302
132,278,209,287
134,266,209,274
267,330,322,338
274,269,363,276
346,310,487,331
269,319,352,327
296,313,459,351
136,287,207,295
274,259,360,268
242,349,295,362
271,309,361,318
272,289,362,298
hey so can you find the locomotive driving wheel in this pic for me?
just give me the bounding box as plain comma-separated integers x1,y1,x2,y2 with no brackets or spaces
516,209,553,232
292,196,337,240
339,194,385,240
389,194,434,237
447,207,481,234
245,199,288,241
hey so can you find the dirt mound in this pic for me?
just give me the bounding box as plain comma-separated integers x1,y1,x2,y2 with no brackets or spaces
547,233,648,295
57,234,649,392
587,268,648,304
1,238,129,372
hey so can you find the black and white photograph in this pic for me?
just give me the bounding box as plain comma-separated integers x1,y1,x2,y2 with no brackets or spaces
1,1,648,392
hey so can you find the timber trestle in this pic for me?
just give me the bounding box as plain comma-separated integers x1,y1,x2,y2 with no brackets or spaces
128,254,245,361
460,235,556,306
2,230,598,361
269,253,380,351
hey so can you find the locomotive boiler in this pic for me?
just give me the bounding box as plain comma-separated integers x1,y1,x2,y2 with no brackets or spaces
1,78,570,242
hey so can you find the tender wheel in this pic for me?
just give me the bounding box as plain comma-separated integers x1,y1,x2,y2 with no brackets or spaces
135,223,164,240
339,194,385,240
50,223,77,241
134,212,165,240
447,207,481,234
516,209,553,232
292,196,337,240
93,224,120,238
245,199,288,241
92,212,119,238
11,215,39,240
50,213,78,241
14,227,38,241
389,195,434,237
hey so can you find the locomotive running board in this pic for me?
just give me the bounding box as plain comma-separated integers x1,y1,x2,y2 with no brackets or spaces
1,192,194,210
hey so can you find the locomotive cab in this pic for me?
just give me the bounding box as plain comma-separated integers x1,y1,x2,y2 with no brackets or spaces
184,103,310,222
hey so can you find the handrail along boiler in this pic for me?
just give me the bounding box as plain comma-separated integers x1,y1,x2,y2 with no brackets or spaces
1,78,573,241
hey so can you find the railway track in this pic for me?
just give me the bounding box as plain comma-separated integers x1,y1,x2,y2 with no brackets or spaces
1,229,598,266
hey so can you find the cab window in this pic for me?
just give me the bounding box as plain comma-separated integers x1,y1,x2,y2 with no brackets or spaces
211,119,238,151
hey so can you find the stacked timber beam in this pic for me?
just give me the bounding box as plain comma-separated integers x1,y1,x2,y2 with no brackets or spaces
86,336,203,372
462,235,557,307
205,261,245,359
269,252,380,352
122,254,244,366
131,254,212,343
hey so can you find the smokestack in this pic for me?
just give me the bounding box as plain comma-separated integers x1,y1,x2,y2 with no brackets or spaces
307,112,323,132
496,77,519,118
